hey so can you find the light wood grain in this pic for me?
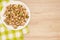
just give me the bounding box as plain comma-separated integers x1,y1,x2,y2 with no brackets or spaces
19,0,60,40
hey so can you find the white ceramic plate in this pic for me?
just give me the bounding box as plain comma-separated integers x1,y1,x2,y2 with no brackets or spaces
1,1,30,30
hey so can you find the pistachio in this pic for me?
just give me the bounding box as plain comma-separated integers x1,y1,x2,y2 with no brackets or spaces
4,4,29,29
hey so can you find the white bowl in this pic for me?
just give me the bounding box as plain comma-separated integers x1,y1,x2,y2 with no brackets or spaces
1,1,30,30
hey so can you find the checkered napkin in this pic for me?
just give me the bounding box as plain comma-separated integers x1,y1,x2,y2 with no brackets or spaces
0,0,29,40
0,24,29,40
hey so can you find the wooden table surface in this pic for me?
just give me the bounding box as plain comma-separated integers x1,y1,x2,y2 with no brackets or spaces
19,0,60,40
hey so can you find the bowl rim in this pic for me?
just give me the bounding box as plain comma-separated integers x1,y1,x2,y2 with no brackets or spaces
1,1,30,30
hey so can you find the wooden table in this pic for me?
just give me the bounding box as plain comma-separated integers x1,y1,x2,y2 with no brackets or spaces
19,0,60,40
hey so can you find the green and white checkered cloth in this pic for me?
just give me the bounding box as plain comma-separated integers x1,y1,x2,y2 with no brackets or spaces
0,0,29,40
0,23,29,40
0,23,23,40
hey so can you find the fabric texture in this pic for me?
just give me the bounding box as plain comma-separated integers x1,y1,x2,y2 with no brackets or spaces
0,24,29,40
0,23,24,40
